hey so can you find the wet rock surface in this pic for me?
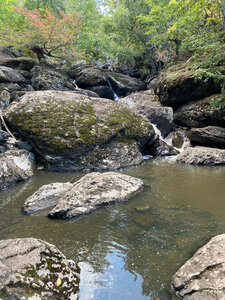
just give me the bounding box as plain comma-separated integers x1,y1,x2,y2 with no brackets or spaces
177,146,225,165
171,234,225,300
0,149,35,190
107,72,145,97
146,138,179,157
5,90,153,171
0,238,80,300
118,90,173,137
48,172,144,219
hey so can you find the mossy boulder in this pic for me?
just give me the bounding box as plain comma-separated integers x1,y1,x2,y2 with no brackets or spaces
155,65,221,109
5,91,154,171
0,238,80,299
31,66,75,91
174,94,225,128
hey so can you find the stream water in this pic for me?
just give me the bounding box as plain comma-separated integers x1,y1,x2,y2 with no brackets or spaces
1,158,225,300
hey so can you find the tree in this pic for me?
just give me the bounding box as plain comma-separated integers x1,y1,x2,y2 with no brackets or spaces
8,7,83,61
23,0,66,16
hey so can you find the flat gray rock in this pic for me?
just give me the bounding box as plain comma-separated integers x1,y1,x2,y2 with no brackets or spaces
171,234,225,300
49,172,144,219
0,238,80,300
177,146,225,165
23,182,73,215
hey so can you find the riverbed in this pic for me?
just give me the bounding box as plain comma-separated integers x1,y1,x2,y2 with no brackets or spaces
1,158,225,299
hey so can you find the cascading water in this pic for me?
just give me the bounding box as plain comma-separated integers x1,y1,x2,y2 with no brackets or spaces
107,79,119,101
145,123,191,161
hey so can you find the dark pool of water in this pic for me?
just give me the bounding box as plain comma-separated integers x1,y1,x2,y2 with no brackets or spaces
1,158,225,300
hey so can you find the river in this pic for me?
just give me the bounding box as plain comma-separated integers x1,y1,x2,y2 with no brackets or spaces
1,158,225,299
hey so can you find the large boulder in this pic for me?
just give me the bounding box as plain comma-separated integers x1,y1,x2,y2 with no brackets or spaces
31,66,75,91
118,90,173,137
5,91,154,171
48,172,144,219
174,95,225,128
0,56,36,71
75,67,108,88
188,126,225,148
0,66,26,84
177,146,225,165
107,72,145,97
0,150,35,190
23,182,73,214
0,238,80,300
155,67,221,109
171,234,225,300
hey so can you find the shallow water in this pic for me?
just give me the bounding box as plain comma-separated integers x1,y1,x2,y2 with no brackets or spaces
1,159,225,299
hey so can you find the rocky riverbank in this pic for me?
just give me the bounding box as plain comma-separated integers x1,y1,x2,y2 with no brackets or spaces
0,47,225,299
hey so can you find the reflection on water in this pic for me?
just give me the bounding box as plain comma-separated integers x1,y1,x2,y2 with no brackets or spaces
0,159,225,299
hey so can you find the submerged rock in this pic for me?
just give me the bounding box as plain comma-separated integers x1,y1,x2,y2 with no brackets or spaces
23,182,73,215
188,126,225,149
177,146,225,165
48,172,144,219
5,90,153,171
0,238,80,300
0,149,35,190
118,90,173,137
171,234,225,300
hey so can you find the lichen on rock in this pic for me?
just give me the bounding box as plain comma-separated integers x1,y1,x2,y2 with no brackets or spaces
0,238,80,300
5,90,154,171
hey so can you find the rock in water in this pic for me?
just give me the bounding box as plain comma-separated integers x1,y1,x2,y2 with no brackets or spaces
176,146,225,165
5,91,154,171
0,150,35,190
48,172,144,219
171,234,225,300
23,182,74,215
0,238,80,300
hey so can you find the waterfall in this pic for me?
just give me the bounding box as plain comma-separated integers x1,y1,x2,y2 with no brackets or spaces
107,80,119,101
